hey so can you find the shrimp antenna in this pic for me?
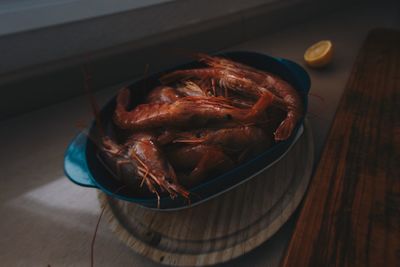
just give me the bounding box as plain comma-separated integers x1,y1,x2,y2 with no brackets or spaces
142,63,150,92
82,62,105,138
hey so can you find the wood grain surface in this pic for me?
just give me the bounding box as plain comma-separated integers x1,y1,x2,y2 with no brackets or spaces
282,29,400,267
99,120,314,266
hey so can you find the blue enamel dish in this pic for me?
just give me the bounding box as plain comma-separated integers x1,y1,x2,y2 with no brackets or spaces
64,51,310,210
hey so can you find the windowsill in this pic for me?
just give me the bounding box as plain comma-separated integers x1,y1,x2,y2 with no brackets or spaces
0,0,281,76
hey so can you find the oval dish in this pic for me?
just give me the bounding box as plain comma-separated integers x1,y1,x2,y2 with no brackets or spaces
64,51,311,210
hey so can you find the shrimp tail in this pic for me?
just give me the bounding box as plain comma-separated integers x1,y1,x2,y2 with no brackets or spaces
274,115,296,141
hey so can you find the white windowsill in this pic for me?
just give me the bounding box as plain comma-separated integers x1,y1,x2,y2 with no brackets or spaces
0,0,281,75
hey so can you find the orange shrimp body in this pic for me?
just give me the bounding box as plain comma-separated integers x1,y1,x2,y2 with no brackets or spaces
261,74,303,140
99,133,189,202
197,54,304,141
161,68,288,113
173,125,271,155
167,144,234,188
161,68,265,98
165,125,270,187
114,88,273,131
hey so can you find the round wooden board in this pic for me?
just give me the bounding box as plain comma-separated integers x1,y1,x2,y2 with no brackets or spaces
98,120,314,266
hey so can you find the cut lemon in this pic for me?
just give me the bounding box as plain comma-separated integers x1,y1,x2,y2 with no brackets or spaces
304,40,333,68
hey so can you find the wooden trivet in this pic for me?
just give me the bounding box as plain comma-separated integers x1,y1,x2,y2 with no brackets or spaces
99,120,314,266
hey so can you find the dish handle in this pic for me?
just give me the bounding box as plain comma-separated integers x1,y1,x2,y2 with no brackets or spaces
64,132,97,188
278,58,311,93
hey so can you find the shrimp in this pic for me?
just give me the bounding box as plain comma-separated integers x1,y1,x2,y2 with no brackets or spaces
161,68,266,99
196,53,270,82
114,87,274,130
167,144,234,188
165,125,270,187
161,68,287,110
98,133,189,205
170,125,272,160
196,54,304,141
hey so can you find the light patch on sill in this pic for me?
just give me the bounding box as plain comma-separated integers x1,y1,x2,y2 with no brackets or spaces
6,177,102,230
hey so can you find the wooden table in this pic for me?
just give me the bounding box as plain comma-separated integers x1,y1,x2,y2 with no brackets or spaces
282,28,400,267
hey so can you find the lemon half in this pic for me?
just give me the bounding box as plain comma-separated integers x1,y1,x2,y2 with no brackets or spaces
304,40,333,68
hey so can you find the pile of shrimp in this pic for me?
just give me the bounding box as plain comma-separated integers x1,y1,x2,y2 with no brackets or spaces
98,54,303,205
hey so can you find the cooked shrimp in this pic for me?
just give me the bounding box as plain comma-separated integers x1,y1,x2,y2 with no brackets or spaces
114,88,274,130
